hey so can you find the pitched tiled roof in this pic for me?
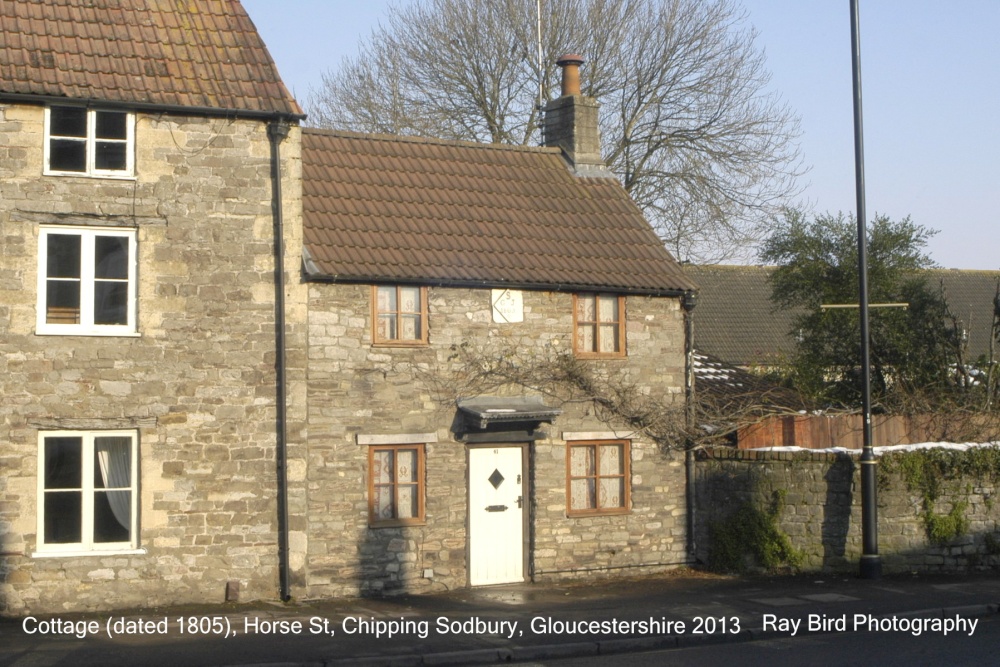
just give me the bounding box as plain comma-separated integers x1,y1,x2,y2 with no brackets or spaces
302,129,696,295
932,269,1000,361
0,0,301,116
683,265,799,366
684,265,1000,366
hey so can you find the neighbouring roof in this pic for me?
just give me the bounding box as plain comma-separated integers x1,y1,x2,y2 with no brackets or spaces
0,0,301,117
694,352,805,412
684,265,1000,366
683,265,799,367
301,129,696,296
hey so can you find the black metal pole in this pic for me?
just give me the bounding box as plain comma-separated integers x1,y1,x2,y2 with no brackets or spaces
850,0,881,580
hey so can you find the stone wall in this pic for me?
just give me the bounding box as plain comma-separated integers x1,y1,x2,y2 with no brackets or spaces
304,284,689,597
694,448,1000,573
0,103,306,614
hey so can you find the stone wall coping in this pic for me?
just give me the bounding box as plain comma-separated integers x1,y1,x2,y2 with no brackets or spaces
356,432,439,445
699,447,856,463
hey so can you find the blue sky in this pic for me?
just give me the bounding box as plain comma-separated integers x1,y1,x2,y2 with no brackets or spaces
243,0,998,271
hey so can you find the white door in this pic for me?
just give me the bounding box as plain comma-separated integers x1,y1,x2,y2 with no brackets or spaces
468,446,524,586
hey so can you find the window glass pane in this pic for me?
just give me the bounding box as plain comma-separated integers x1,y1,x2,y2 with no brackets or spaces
377,286,396,313
46,234,81,278
570,446,595,477
95,141,127,170
599,444,623,475
599,324,619,353
373,450,393,484
49,139,87,171
400,314,420,340
374,485,394,520
46,281,81,324
397,485,416,518
94,282,128,325
44,491,82,543
94,491,131,542
577,295,595,321
49,106,87,137
94,437,132,489
377,314,397,340
570,478,595,510
399,287,420,313
396,449,417,482
44,437,82,489
94,236,128,279
599,477,625,509
576,323,595,353
95,111,127,139
598,295,618,322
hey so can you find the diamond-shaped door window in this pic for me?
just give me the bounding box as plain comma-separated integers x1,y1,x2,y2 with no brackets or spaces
488,469,505,489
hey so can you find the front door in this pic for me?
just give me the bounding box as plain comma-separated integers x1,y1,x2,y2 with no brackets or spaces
468,446,524,586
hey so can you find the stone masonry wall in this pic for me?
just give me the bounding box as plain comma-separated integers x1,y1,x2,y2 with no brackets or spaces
694,448,1000,573
305,284,690,597
0,103,306,615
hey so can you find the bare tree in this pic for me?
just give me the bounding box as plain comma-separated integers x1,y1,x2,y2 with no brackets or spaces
308,0,804,263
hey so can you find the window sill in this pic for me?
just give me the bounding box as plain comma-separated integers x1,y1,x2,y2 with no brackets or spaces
43,170,137,181
372,341,430,348
566,509,631,518
35,328,141,338
32,548,147,559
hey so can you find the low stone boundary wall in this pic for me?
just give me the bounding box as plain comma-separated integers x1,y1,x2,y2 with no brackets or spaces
693,447,1000,573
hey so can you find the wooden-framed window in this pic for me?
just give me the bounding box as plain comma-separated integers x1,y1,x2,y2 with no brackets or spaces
36,226,138,336
373,285,428,345
36,430,139,555
44,106,135,178
574,294,625,357
566,440,630,516
368,444,426,526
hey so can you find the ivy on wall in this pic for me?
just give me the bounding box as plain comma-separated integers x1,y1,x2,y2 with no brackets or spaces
879,447,1000,545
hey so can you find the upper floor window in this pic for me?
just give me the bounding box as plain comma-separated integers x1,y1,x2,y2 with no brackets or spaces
36,226,138,336
373,285,428,345
44,106,135,177
36,430,139,555
574,294,625,357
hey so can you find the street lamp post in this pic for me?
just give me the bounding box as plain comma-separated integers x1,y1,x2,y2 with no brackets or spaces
850,0,882,580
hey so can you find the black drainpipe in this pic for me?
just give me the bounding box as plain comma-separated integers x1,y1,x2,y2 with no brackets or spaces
681,290,698,564
268,120,292,601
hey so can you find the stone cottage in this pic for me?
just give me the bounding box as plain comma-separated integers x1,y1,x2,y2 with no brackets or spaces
296,55,697,596
0,0,306,614
1,2,696,614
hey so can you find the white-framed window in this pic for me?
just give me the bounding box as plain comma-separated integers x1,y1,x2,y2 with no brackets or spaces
36,226,138,336
44,106,135,178
35,430,140,556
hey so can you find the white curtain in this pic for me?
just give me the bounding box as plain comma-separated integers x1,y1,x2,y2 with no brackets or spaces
96,436,131,531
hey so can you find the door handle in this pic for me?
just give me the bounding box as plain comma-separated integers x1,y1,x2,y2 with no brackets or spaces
516,495,522,509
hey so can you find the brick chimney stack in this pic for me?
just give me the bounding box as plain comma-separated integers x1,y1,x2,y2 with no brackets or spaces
542,54,608,177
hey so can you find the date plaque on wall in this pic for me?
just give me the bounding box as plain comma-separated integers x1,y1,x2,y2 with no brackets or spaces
492,289,524,323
